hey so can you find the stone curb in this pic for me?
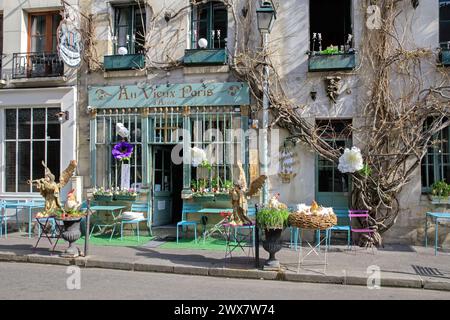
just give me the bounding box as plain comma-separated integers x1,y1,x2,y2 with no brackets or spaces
0,252,449,292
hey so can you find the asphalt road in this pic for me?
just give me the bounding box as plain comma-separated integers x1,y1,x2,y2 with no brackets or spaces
0,262,448,300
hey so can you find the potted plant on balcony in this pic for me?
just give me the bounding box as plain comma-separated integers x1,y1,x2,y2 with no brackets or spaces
191,179,215,201
431,180,450,203
257,194,290,270
93,187,114,201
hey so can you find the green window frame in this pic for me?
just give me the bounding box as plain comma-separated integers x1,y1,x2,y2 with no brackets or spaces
440,0,450,48
93,112,143,189
191,1,228,49
315,119,352,207
113,3,146,55
421,121,450,192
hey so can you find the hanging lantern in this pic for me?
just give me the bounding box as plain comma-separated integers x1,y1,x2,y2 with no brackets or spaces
278,140,297,183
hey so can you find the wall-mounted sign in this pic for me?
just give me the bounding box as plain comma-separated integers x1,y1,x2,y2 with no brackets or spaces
58,20,83,68
88,82,250,108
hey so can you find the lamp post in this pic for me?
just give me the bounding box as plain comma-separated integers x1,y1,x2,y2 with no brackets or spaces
255,0,276,268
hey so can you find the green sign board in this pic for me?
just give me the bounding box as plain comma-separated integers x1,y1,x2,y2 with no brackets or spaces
88,82,250,108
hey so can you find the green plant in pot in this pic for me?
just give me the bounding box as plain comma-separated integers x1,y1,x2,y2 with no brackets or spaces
257,199,290,270
431,180,450,203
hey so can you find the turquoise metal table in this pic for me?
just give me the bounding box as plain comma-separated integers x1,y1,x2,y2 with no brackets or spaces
89,205,126,241
425,212,450,256
3,202,45,238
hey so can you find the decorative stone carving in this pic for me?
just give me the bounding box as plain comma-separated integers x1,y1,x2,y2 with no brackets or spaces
325,76,342,104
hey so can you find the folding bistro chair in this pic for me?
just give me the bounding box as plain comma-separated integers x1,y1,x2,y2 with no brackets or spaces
349,209,376,254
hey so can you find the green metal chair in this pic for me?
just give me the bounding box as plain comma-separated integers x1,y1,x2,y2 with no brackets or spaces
120,202,151,242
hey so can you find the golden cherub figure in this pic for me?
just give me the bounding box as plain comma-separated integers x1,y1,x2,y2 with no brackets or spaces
229,162,267,225
28,160,77,217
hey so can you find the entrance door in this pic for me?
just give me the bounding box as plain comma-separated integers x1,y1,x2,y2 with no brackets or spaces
152,146,183,226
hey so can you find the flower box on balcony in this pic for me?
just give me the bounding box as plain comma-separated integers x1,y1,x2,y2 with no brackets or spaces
308,52,357,72
93,195,113,202
440,49,450,66
114,195,138,201
184,49,227,66
104,54,145,71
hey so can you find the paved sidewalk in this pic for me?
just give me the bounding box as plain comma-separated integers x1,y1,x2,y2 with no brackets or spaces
0,233,449,292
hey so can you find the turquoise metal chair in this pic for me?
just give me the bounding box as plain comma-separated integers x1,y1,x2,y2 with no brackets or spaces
0,201,7,238
2,200,22,232
176,203,201,243
120,202,151,242
326,209,351,248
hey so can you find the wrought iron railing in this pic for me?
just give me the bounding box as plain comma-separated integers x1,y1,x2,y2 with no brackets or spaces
12,52,64,79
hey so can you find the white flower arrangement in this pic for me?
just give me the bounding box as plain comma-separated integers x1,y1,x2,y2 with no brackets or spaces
338,147,364,173
191,147,207,167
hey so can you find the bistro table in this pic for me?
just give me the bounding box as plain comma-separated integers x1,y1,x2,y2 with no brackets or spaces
89,205,126,241
3,201,45,238
425,211,450,256
198,208,233,242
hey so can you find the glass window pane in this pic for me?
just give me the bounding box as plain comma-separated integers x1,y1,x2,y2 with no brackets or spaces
31,15,46,52
5,109,16,140
47,107,61,139
318,167,333,192
18,141,30,192
116,7,130,52
47,141,60,182
213,3,227,49
134,8,146,54
52,14,62,52
5,142,16,192
33,108,46,139
18,109,31,139
32,141,46,192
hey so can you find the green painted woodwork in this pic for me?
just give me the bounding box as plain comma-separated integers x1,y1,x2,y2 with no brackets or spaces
308,53,356,72
104,54,145,71
184,49,227,65
88,82,250,108
440,49,450,66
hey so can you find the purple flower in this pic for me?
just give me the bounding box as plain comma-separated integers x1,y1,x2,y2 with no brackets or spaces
112,141,134,161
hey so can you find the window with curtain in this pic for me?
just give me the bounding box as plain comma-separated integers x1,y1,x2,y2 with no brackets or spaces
29,12,61,52
4,107,61,193
191,1,228,49
421,119,450,191
114,4,146,55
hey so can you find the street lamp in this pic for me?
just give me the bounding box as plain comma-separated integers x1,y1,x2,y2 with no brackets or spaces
255,0,276,269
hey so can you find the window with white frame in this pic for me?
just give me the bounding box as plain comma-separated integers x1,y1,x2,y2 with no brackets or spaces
3,107,61,193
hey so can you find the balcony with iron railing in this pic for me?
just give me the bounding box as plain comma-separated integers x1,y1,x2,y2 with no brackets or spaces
12,52,64,79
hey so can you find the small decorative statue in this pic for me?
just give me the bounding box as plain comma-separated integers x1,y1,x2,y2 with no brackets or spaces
229,162,267,225
28,160,77,217
325,76,342,104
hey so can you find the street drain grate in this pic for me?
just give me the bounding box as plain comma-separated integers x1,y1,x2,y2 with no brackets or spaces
412,265,444,277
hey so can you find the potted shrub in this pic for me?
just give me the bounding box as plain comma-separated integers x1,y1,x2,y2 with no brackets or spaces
257,197,290,270
92,187,114,201
431,180,450,203
53,207,86,258
113,187,138,201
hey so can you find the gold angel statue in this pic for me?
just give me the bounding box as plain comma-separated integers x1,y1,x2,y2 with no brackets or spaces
28,160,77,217
229,162,267,225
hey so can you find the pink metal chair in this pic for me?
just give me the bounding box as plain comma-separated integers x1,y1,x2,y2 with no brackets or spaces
348,210,375,254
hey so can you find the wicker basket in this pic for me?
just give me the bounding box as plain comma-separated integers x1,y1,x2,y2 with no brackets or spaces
289,211,337,230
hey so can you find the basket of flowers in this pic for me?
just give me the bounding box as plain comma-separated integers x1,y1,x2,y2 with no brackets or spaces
288,201,337,230
113,187,138,201
92,187,114,201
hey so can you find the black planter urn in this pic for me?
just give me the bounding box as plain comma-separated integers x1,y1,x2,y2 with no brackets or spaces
262,228,283,270
60,218,82,258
